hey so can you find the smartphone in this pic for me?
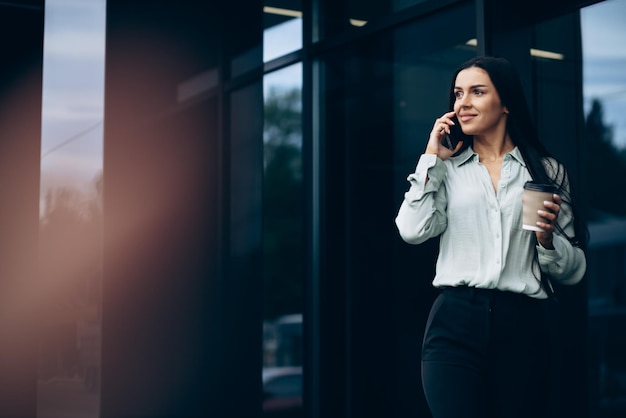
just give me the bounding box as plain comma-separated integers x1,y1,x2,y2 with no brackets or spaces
442,115,464,150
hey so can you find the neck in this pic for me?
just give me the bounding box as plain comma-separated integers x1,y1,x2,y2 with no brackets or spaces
473,131,514,162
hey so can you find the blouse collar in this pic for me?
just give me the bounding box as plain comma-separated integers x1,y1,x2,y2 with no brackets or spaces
453,145,526,168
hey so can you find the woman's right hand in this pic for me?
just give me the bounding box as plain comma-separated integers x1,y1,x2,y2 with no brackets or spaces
425,111,463,160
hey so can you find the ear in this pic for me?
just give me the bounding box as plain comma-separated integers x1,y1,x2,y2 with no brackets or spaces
503,107,509,114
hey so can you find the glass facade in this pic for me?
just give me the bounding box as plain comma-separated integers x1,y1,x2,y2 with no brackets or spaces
263,6,305,418
316,3,475,415
22,0,626,416
317,0,433,40
581,1,626,416
264,0,303,62
531,12,589,417
38,0,105,416
259,0,623,416
262,64,304,416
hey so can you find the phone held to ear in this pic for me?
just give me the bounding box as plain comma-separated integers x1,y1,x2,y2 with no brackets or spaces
443,115,462,150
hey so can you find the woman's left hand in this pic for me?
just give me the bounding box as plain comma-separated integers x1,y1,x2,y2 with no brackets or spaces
535,194,561,250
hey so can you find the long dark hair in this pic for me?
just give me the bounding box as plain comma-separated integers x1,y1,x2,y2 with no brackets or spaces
447,56,588,251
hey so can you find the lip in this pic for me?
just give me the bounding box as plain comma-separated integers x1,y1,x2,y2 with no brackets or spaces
458,113,477,123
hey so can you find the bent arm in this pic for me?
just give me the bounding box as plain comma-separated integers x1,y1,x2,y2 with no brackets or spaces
537,185,586,285
538,236,586,285
395,154,448,244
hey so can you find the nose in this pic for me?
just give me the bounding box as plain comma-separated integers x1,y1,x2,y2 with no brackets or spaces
457,93,470,107
454,96,469,113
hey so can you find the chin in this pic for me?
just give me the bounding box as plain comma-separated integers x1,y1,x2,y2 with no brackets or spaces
461,128,477,136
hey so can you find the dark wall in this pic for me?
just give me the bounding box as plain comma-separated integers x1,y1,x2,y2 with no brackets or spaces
0,2,43,417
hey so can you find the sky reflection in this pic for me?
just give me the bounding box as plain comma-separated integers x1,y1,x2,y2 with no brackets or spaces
581,0,626,149
40,0,106,211
37,0,626,193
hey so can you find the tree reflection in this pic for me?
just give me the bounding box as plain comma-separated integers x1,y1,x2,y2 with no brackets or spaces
38,173,102,391
584,99,626,218
263,86,303,321
262,82,304,417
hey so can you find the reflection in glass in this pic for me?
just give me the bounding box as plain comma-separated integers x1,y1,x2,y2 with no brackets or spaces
38,0,105,417
392,6,475,197
315,8,474,415
581,1,626,416
582,0,626,218
262,63,304,417
318,0,429,39
264,1,303,62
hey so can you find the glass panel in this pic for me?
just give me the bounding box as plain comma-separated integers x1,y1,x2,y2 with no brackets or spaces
581,1,626,416
262,63,304,417
317,2,474,415
531,12,588,417
38,0,106,417
264,0,303,62
392,6,475,199
392,14,474,416
318,0,431,39
230,4,264,78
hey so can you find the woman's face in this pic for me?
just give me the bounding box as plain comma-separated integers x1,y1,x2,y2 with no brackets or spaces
453,67,508,137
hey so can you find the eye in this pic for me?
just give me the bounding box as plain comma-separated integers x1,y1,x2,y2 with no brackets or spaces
473,89,484,96
454,91,463,99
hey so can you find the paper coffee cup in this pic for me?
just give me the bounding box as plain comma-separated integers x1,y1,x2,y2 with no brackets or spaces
522,181,557,232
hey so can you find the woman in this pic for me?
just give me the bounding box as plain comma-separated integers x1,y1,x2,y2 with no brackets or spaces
395,56,587,418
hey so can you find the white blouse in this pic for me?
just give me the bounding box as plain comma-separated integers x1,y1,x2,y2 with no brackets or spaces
395,146,586,298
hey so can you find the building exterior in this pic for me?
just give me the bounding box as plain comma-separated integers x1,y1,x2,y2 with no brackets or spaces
0,0,625,417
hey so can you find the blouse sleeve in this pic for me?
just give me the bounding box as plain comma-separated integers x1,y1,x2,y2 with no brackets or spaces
537,166,586,285
395,154,448,245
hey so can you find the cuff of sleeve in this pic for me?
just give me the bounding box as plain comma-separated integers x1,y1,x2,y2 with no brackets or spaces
405,154,445,200
536,235,568,276
537,237,559,258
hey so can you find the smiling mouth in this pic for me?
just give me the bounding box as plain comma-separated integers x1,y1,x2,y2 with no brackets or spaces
459,114,476,123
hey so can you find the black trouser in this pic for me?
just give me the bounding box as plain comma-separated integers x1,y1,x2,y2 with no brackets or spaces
421,286,551,418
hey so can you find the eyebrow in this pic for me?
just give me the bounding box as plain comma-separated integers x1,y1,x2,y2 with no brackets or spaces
454,84,489,90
